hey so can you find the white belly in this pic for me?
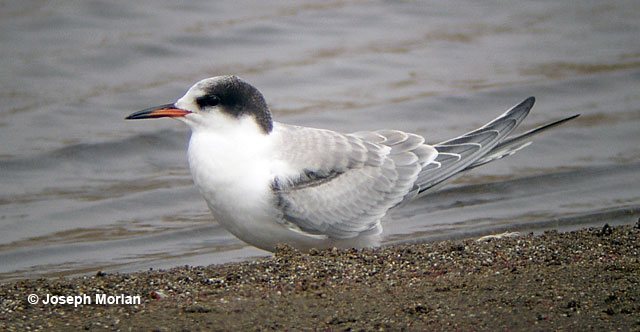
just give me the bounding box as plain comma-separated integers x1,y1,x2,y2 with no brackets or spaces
186,125,381,252
187,130,276,248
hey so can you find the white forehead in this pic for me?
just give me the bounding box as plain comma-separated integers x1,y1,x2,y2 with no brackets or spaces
175,76,229,111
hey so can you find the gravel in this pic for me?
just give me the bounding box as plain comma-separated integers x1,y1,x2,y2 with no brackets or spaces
1,221,639,331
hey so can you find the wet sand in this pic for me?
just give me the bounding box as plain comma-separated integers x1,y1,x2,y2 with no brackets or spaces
2,222,638,331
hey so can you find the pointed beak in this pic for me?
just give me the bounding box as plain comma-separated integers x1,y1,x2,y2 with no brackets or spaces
125,103,191,120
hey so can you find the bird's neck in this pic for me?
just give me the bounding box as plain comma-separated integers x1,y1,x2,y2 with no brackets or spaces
186,117,277,210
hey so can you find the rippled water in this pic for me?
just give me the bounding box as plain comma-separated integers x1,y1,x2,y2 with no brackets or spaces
1,0,639,282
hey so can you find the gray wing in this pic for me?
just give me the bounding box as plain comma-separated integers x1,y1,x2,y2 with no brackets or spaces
414,97,579,196
271,124,437,239
270,97,578,239
465,113,580,170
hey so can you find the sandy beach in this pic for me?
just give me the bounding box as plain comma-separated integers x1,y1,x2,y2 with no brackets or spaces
1,222,638,331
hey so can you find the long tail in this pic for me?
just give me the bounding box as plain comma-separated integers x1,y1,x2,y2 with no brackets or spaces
414,97,579,197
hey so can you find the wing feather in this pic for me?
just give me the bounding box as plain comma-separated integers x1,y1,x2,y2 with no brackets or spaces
415,97,534,195
271,124,437,239
269,97,577,240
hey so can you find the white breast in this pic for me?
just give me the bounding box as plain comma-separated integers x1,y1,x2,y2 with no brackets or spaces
185,118,383,251
186,117,301,250
189,118,268,210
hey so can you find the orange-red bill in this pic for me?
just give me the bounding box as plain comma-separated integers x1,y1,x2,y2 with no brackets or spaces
125,104,191,120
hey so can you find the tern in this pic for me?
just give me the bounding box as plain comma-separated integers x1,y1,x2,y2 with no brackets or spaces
126,75,578,252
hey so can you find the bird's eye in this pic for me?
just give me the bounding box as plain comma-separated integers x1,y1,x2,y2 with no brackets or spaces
196,95,221,109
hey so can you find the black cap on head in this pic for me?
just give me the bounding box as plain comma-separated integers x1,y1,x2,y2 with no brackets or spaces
202,76,273,134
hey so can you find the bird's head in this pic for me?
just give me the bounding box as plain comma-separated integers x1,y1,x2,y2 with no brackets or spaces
126,75,273,134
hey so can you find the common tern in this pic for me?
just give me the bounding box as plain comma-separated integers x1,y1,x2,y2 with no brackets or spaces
126,75,578,252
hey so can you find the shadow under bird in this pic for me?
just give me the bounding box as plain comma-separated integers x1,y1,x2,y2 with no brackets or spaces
126,75,579,252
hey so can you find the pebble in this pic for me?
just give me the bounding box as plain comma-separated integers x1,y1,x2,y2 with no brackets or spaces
0,224,638,331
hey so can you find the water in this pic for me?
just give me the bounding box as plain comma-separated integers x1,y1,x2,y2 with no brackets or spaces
1,0,639,282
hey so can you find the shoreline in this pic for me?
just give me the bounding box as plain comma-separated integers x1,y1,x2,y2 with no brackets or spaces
2,222,638,331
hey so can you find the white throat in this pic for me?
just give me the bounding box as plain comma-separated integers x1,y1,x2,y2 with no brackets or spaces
185,115,279,238
187,114,272,189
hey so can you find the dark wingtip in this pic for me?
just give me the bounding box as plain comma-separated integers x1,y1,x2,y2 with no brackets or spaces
551,113,580,127
509,96,535,115
557,113,581,126
523,96,536,107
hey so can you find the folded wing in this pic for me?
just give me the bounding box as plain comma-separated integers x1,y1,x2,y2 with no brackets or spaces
271,125,437,239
